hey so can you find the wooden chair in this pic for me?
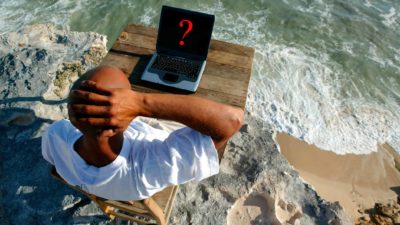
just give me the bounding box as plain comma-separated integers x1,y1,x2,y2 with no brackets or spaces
51,167,178,225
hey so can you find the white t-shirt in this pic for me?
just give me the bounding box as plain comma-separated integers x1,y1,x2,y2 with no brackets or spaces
41,119,219,200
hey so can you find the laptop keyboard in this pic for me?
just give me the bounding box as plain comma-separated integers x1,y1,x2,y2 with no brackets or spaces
151,55,200,79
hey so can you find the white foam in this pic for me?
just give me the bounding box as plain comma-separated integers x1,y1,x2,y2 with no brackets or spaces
363,0,373,8
0,0,84,33
246,43,400,155
138,7,157,26
381,7,397,27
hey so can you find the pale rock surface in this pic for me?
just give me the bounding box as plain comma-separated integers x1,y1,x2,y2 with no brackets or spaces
0,24,351,225
357,197,400,225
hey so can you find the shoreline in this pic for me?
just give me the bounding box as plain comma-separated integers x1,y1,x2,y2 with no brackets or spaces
275,132,400,222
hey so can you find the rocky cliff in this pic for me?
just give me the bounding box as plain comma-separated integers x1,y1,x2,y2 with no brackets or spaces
0,24,351,225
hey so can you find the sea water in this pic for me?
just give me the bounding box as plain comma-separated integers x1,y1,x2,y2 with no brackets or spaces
1,0,399,154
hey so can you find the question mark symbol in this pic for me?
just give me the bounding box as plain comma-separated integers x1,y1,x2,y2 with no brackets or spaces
179,19,193,46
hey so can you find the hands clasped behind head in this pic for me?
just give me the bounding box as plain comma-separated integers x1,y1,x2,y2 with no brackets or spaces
68,67,140,138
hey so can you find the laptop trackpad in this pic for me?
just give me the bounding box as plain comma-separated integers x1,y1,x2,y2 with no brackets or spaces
163,73,179,82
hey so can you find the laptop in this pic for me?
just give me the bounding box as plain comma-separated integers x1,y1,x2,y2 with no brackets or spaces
141,5,215,92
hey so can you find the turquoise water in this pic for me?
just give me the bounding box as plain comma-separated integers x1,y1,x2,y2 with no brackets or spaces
1,0,399,154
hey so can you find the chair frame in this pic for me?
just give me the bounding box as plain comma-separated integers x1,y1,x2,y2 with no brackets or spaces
51,167,177,225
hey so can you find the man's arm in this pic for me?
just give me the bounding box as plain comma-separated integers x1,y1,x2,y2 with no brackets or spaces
69,80,244,148
139,93,243,148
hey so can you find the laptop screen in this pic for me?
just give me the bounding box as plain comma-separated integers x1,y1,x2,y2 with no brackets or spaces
156,6,215,60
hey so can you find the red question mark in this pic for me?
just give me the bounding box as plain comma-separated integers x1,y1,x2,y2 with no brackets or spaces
179,19,193,46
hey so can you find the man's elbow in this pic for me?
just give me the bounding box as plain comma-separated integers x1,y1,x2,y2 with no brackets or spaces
212,108,244,149
223,107,244,139
231,108,244,133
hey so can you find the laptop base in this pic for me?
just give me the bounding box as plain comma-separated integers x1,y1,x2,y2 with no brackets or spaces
141,54,206,92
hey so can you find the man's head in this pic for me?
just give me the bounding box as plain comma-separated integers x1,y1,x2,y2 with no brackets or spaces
68,66,130,137
70,65,130,92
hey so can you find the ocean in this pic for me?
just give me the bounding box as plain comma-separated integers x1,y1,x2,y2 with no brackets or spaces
1,0,399,155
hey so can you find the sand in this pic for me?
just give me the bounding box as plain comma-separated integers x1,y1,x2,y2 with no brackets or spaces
275,132,400,222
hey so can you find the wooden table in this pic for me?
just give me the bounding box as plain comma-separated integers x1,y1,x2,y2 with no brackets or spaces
100,23,255,158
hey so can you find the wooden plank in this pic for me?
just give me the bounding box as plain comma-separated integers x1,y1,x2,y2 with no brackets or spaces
151,186,175,209
95,200,116,220
163,186,178,223
124,23,157,37
112,42,155,55
107,210,154,224
208,49,253,69
106,200,148,212
115,32,156,51
143,198,166,225
198,74,248,97
100,52,139,75
195,88,245,108
103,186,176,213
203,61,251,82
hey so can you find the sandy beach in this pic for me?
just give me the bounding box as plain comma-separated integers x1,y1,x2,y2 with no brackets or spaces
275,132,400,222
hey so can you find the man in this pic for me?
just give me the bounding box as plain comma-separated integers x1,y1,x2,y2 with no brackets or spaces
42,66,243,201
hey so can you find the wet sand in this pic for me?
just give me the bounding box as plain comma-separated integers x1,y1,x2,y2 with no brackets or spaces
275,132,400,222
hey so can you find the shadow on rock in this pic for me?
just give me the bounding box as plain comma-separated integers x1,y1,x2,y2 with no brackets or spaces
0,111,105,224
0,107,54,127
0,96,68,105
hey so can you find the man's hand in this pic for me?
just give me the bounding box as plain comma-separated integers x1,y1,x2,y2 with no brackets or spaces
68,80,142,136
